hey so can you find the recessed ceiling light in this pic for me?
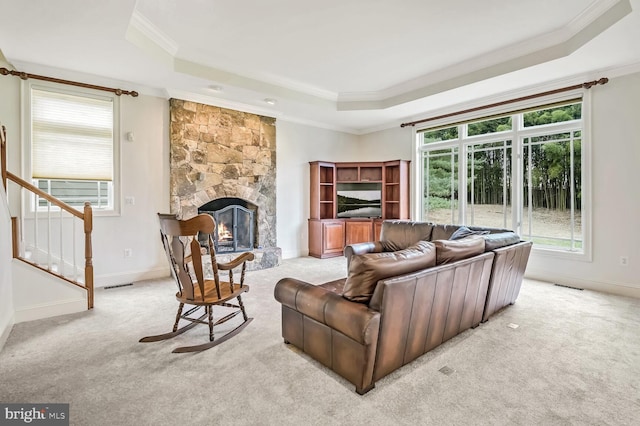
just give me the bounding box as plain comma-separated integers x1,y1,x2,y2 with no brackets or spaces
264,98,277,105
207,85,223,92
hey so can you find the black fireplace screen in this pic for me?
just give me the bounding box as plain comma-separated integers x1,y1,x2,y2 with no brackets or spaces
199,198,255,253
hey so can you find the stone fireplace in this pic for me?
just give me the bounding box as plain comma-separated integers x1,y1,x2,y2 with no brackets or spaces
169,99,281,270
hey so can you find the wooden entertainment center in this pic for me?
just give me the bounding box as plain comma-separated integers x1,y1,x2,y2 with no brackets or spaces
308,160,410,258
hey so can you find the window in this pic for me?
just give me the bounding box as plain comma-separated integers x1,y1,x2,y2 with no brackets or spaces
25,82,119,212
417,97,588,256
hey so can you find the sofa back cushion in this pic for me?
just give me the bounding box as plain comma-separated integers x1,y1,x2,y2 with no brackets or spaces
483,232,521,251
449,226,490,240
434,235,485,265
379,220,434,251
342,241,436,304
430,224,464,241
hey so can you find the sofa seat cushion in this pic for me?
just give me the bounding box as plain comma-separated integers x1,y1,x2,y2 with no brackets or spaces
342,241,436,303
380,220,434,251
434,235,485,264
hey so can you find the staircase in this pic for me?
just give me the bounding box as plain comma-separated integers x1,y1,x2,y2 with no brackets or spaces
1,124,94,310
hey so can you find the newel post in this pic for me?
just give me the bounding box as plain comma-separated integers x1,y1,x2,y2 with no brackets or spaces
84,201,94,309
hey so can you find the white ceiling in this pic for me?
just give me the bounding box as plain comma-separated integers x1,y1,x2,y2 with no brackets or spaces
0,0,639,134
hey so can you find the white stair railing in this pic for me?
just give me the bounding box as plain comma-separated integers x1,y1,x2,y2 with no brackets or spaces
1,124,94,309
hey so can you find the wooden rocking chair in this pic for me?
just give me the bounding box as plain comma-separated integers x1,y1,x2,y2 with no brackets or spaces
140,213,254,353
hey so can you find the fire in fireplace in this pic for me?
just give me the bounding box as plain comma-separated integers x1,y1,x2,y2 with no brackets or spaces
198,197,255,253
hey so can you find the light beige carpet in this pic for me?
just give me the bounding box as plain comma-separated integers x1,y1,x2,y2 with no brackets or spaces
1,256,639,425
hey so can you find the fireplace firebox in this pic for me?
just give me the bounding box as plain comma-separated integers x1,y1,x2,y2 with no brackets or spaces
198,198,255,253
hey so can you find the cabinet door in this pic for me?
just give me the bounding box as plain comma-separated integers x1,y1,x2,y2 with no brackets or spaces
373,221,383,241
323,221,345,254
345,221,373,245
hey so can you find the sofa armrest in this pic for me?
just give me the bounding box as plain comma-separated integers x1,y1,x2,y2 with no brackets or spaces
344,241,384,268
483,240,532,321
274,278,380,345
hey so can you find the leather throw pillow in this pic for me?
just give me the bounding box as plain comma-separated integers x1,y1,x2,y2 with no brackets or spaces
379,221,434,252
342,240,436,303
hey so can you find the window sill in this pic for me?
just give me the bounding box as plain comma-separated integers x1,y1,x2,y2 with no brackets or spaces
531,246,592,263
28,206,120,218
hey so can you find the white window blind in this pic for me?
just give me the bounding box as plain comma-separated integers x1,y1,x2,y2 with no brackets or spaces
31,88,114,181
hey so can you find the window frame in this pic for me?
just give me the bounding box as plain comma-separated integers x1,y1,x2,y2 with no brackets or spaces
414,90,592,261
21,80,121,216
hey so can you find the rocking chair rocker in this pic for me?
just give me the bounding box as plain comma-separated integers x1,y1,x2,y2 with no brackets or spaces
140,213,254,353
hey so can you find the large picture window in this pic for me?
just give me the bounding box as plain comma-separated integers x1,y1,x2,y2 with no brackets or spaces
417,97,587,256
25,83,119,212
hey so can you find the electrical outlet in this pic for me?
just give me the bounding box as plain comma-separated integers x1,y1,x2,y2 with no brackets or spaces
125,196,135,205
124,248,133,258
620,256,629,266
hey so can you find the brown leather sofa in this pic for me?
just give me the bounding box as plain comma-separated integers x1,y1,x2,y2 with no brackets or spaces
274,221,532,394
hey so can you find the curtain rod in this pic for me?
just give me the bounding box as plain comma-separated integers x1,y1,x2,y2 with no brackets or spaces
400,77,608,128
0,67,139,97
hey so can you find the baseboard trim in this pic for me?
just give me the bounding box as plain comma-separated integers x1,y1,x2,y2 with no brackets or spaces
14,298,87,324
95,267,169,288
0,315,15,352
281,249,302,260
525,271,640,299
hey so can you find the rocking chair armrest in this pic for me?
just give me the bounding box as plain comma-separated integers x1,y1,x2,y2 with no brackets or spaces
217,251,256,270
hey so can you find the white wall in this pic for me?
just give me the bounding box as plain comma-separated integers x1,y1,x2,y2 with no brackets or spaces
0,59,21,215
91,94,170,286
276,121,360,258
359,71,640,298
356,125,414,161
0,185,14,350
525,72,640,297
12,260,87,322
1,57,19,346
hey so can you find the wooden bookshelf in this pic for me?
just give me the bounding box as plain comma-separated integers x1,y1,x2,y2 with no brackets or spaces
336,163,383,182
310,161,336,220
383,160,410,220
309,160,410,258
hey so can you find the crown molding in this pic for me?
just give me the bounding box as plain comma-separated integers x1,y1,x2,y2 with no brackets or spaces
276,115,359,135
356,58,640,136
599,60,640,79
337,0,632,110
165,88,360,134
128,9,337,105
129,9,179,57
164,89,281,119
8,60,165,98
173,58,336,108
126,1,631,114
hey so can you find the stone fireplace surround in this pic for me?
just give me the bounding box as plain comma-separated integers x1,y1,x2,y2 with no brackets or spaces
169,99,281,270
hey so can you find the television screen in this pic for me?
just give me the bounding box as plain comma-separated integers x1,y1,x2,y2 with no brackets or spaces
337,183,382,218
